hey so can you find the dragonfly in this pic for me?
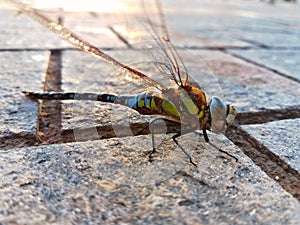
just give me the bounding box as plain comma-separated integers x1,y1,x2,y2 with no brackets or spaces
8,0,237,166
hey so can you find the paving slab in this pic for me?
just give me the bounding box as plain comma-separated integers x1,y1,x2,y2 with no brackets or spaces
111,1,253,48
228,49,300,82
0,134,299,224
235,30,300,48
0,1,300,224
242,119,300,173
3,0,300,50
0,9,67,49
0,51,48,140
195,50,300,98
57,11,127,49
117,0,300,48
189,50,300,113
0,9,125,50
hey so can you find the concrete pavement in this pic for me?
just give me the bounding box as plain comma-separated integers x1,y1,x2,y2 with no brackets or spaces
0,0,299,224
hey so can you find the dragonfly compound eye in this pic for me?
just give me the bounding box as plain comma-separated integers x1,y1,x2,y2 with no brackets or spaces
209,97,227,133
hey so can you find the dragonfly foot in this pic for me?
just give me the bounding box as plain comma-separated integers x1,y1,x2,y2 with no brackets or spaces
203,129,209,142
148,148,156,162
189,158,198,167
218,148,238,162
209,142,238,162
172,133,197,167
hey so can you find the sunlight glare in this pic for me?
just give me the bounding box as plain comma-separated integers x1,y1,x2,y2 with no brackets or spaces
34,0,128,13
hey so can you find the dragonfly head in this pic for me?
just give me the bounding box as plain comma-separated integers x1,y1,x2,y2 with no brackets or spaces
209,97,236,133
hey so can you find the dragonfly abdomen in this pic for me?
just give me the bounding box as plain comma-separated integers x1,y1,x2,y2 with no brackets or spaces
23,91,180,118
22,91,116,102
22,91,161,112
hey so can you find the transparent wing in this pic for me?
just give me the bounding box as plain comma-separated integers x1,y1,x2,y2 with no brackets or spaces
135,1,225,97
5,0,165,91
140,0,190,87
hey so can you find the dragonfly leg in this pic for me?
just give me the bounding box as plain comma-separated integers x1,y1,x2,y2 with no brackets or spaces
142,117,198,167
209,142,238,162
132,118,169,161
148,117,164,162
193,131,238,162
148,117,181,163
149,129,156,162
202,129,209,142
172,133,197,167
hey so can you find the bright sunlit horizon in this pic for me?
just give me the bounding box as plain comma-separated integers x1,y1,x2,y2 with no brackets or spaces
33,0,136,13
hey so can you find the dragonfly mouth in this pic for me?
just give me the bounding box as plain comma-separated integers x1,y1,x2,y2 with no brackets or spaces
226,105,236,127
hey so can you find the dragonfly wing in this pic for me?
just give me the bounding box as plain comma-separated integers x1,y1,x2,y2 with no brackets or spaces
140,0,189,87
140,1,222,96
6,0,165,91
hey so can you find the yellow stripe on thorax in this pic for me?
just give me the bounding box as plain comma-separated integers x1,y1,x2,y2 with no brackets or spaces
197,105,206,119
162,99,180,117
180,93,199,115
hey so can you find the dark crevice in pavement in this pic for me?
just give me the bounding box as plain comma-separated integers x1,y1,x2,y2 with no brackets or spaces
60,124,148,143
34,16,65,144
36,49,63,144
226,125,300,201
57,120,181,144
0,132,37,150
234,38,269,48
188,46,260,51
236,106,300,125
0,47,116,52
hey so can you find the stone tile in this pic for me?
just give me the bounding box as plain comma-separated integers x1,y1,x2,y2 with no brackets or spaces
189,50,300,113
236,30,300,48
0,135,299,224
58,11,127,49
242,119,300,173
0,0,299,224
0,9,125,50
184,51,300,113
228,49,300,82
112,4,253,48
195,50,300,98
0,10,67,49
114,0,300,48
0,51,48,138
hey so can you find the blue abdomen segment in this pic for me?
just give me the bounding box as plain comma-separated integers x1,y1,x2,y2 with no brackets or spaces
114,91,179,117
114,91,153,110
